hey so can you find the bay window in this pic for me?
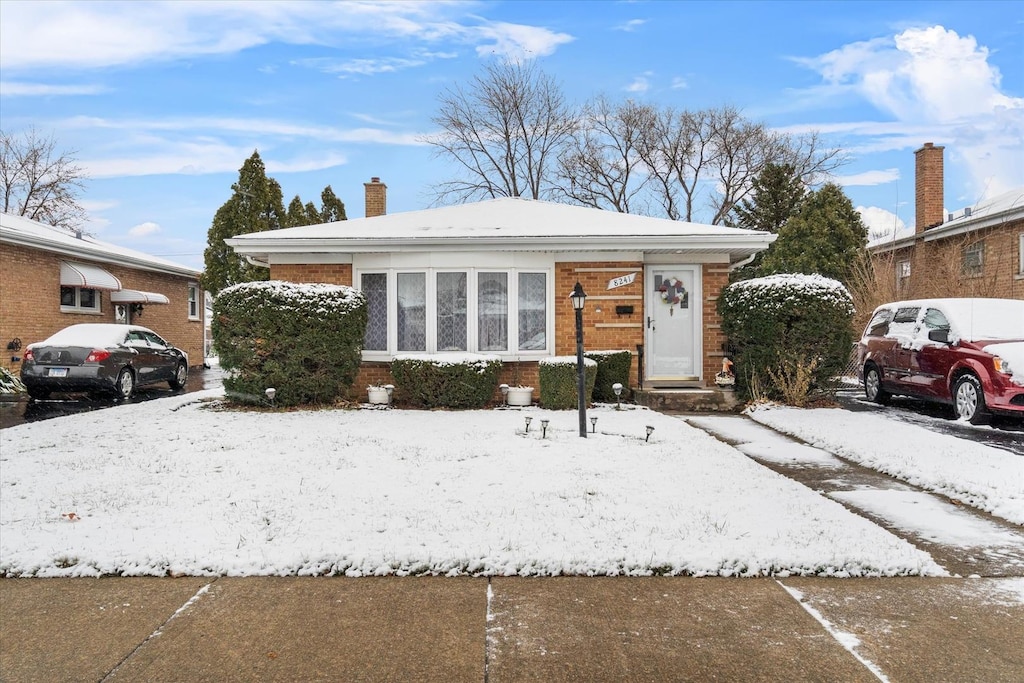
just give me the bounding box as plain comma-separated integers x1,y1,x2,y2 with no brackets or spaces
360,268,550,357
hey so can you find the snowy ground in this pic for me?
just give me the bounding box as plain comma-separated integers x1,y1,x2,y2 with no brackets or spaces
0,390,948,578
746,404,1024,526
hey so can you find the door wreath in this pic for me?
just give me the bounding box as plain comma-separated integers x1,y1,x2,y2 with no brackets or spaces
657,277,688,314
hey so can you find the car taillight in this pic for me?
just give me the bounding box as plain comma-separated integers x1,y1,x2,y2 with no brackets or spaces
85,349,111,363
23,348,34,361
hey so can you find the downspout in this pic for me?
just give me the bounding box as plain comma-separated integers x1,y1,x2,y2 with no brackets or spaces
245,255,271,269
728,253,757,272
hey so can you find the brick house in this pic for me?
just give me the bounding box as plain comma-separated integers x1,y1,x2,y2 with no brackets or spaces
225,178,775,394
1,213,205,373
868,143,1024,301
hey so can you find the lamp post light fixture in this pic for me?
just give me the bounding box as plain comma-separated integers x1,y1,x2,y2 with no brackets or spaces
590,416,598,434
525,416,533,433
570,281,588,438
384,384,394,407
265,387,277,408
612,382,623,410
645,425,655,442
499,383,510,407
541,419,550,438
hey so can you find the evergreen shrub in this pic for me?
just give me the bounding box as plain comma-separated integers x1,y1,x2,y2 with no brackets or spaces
718,273,854,405
539,356,597,409
584,350,632,401
390,354,502,409
213,280,366,407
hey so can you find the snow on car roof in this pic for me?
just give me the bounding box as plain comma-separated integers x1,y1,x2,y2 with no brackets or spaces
874,298,1024,341
32,324,152,348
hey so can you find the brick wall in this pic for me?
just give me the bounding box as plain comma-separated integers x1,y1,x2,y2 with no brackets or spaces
0,243,205,372
915,143,945,233
364,178,387,218
702,265,731,382
269,263,353,286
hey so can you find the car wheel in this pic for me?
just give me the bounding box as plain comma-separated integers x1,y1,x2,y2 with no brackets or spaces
169,362,187,390
114,368,135,400
864,365,890,405
953,374,990,425
26,387,50,401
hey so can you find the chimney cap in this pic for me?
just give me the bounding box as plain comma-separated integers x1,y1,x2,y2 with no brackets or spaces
370,176,380,183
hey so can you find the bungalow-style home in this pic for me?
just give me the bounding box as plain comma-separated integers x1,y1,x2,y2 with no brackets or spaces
0,212,205,374
226,178,775,400
869,143,1024,300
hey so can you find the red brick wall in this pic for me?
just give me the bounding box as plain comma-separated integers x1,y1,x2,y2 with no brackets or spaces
269,263,353,286
915,143,945,233
0,243,205,372
702,265,731,383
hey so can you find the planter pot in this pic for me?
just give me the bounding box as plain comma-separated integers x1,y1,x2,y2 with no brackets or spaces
506,386,534,406
367,387,390,405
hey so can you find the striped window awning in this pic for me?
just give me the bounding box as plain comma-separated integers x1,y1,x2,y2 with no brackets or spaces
110,289,171,305
60,261,122,291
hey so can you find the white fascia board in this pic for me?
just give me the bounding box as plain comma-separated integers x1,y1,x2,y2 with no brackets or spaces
2,228,200,278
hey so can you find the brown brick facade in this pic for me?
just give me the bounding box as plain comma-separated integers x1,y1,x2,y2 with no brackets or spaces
915,143,945,232
0,242,205,373
269,263,353,286
364,178,387,218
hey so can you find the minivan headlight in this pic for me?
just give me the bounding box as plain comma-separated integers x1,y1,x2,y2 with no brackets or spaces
993,356,1012,375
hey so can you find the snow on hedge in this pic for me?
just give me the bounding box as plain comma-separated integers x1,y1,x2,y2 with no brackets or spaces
726,273,853,313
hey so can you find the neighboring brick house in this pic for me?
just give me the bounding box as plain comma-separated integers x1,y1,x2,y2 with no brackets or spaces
869,143,1024,301
226,178,775,394
0,213,205,373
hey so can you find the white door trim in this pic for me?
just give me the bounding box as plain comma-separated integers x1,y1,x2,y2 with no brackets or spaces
644,264,703,385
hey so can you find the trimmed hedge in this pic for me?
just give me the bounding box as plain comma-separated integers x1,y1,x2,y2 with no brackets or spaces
391,354,502,409
584,350,632,402
717,273,854,403
539,356,597,409
213,280,367,407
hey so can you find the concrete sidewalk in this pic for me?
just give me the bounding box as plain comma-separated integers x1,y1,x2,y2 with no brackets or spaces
3,576,1022,682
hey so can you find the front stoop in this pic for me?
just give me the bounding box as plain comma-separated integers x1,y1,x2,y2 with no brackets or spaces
633,387,742,413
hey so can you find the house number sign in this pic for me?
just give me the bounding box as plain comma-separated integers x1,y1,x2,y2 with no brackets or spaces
606,272,637,290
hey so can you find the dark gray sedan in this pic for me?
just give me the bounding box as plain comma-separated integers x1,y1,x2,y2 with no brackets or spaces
21,324,188,400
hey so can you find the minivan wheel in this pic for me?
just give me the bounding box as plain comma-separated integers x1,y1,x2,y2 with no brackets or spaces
953,374,989,425
864,365,890,405
114,368,135,400
169,362,187,390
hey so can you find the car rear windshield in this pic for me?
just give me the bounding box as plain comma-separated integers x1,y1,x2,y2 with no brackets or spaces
38,325,130,348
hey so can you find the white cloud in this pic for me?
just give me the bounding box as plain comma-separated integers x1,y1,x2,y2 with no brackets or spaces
858,205,911,243
0,81,108,97
473,21,574,61
614,19,646,32
670,77,688,90
128,221,160,237
796,25,1024,204
625,73,652,93
833,168,900,186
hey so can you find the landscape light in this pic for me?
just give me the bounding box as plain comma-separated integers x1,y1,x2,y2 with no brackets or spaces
384,384,394,407
612,383,623,410
569,281,588,438
265,387,276,407
541,419,550,438
500,383,509,406
525,416,532,433
645,425,654,442
590,416,598,433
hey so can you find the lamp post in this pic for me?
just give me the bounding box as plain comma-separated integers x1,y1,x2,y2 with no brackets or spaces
570,281,588,438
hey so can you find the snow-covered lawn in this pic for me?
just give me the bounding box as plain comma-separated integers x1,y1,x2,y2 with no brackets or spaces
747,405,1024,526
0,390,943,578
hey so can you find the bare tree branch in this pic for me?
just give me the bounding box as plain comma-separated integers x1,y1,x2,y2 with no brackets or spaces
1,127,88,229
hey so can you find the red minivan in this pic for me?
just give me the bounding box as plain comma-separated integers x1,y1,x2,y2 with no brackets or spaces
857,298,1024,424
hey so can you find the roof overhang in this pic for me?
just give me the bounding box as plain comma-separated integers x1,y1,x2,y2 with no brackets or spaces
60,261,122,290
110,289,171,304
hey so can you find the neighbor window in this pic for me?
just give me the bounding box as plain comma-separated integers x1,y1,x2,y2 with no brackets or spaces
358,268,550,357
60,286,100,313
188,284,200,320
1019,233,1023,275
962,241,984,276
898,260,911,279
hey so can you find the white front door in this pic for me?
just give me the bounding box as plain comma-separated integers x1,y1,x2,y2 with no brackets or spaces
645,266,702,384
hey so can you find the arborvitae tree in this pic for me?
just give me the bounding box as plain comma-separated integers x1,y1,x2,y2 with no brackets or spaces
757,183,867,286
201,151,286,295
728,163,806,233
286,195,307,227
320,185,347,222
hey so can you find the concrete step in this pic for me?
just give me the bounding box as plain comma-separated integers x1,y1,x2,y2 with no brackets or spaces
634,387,742,413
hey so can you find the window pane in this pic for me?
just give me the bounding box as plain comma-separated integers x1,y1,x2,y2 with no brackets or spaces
518,272,546,350
436,272,467,351
478,272,508,351
361,273,388,351
397,273,425,352
79,288,97,308
60,286,75,307
188,286,199,317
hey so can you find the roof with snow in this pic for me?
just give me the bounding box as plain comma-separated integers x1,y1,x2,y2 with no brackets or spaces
0,212,200,278
226,197,776,263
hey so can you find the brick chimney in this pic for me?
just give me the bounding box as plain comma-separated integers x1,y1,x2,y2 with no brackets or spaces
914,142,944,233
364,177,387,218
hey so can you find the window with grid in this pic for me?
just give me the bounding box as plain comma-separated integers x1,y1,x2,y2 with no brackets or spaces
397,272,426,352
962,241,984,276
436,272,467,351
478,272,508,351
188,284,200,320
60,286,100,313
362,273,388,351
518,272,546,351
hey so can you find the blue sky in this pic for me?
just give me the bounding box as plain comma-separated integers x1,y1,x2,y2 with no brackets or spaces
1,0,1022,271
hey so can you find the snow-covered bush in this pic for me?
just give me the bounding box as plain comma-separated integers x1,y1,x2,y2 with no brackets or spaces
718,274,854,405
539,356,597,409
1,366,26,395
584,350,632,402
390,354,502,409
212,280,367,407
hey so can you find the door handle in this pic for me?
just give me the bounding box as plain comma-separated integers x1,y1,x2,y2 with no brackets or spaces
647,316,654,330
